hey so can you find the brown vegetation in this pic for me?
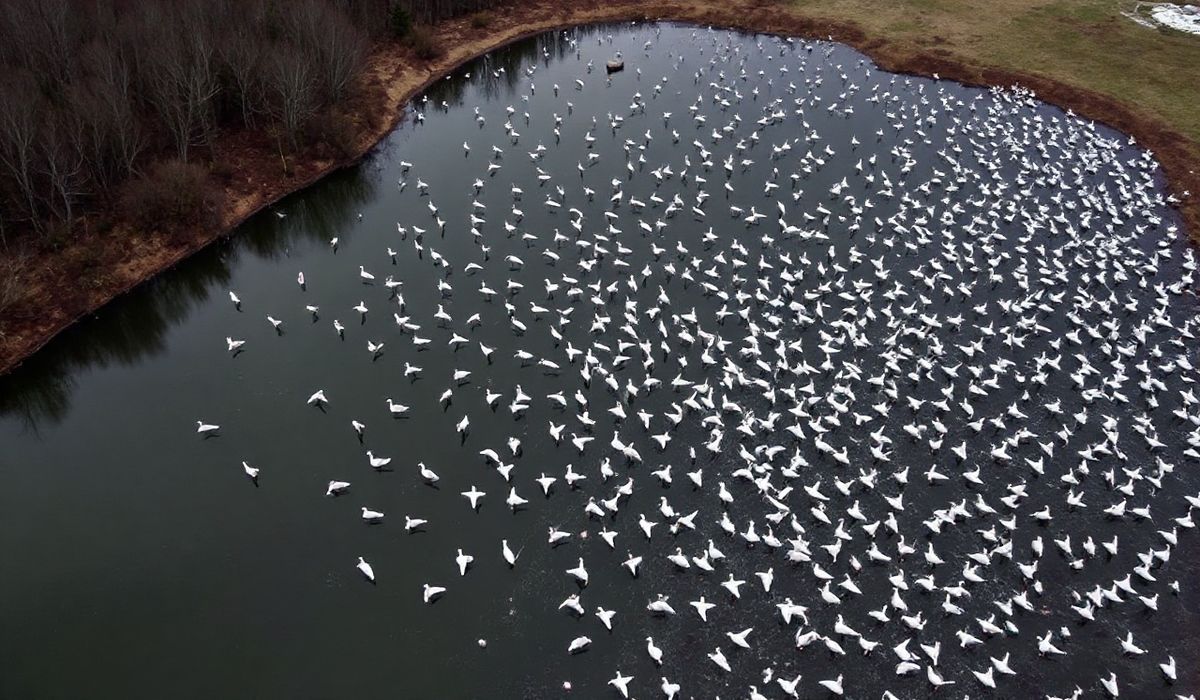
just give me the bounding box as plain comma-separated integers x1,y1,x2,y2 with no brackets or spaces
121,160,218,233
471,12,494,29
409,25,447,60
0,0,1197,375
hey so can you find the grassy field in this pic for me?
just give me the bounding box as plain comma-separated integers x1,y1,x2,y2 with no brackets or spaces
789,0,1199,163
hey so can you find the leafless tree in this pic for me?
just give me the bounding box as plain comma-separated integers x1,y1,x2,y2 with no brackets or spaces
143,8,219,161
1,0,79,100
394,0,503,25
307,2,369,102
268,47,319,149
216,0,271,128
0,0,388,239
219,29,267,128
75,40,144,189
0,74,44,233
93,33,143,175
37,120,87,227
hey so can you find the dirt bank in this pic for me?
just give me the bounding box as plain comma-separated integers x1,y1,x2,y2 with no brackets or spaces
1,0,1196,375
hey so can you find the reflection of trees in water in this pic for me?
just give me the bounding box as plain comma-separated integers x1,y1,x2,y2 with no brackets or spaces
424,26,599,108
0,157,378,430
242,161,380,260
0,249,231,430
0,364,71,433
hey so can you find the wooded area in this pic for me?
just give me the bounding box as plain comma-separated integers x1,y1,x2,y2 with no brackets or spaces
399,0,509,25
0,0,508,246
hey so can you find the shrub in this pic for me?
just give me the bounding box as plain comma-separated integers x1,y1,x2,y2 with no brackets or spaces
122,159,215,233
44,220,73,250
408,25,442,60
306,109,360,160
0,251,27,318
91,209,117,236
209,159,236,183
390,6,412,38
470,12,491,29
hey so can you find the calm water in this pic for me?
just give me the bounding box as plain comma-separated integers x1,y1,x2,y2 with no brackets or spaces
2,23,1198,699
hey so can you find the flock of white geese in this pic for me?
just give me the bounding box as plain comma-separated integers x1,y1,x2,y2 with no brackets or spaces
197,25,1199,699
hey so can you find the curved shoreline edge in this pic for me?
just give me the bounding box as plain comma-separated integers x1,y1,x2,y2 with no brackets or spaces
2,0,1197,377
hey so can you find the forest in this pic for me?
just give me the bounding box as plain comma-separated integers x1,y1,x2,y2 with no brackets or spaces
0,0,507,247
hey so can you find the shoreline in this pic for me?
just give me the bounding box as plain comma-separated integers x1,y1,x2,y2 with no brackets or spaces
1,0,1197,377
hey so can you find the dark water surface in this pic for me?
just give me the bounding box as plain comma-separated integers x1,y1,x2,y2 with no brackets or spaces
2,23,1199,700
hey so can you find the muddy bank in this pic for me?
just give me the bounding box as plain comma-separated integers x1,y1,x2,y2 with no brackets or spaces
1,0,1196,375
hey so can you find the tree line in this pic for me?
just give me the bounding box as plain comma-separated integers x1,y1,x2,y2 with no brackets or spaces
0,0,508,245
397,0,508,25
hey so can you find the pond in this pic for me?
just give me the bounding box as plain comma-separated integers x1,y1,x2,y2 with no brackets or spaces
2,21,1198,700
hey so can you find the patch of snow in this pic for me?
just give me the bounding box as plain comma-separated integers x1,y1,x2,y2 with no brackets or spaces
1151,3,1200,34
1122,9,1157,28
